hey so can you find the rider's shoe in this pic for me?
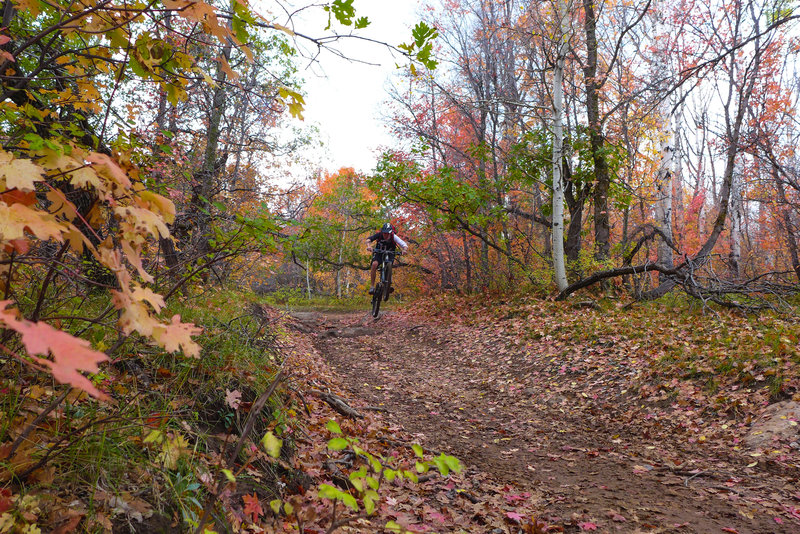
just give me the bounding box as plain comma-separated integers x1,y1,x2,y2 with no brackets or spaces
389,287,395,293
368,287,375,295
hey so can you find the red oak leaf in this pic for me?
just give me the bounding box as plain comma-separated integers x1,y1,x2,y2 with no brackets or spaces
242,493,263,522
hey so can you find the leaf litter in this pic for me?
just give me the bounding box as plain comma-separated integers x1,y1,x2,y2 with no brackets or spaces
307,296,799,533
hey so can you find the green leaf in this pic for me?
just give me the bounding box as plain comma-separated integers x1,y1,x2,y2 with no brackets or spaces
318,483,339,500
261,431,283,458
433,455,449,476
329,0,355,25
318,483,358,510
411,443,423,458
269,499,281,514
143,430,163,444
326,419,342,434
385,521,403,532
368,456,381,473
221,468,235,481
327,437,349,451
128,56,147,78
340,493,358,511
444,454,463,473
232,14,249,43
23,133,44,151
364,494,376,514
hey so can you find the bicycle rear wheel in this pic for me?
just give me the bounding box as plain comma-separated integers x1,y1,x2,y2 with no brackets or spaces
371,283,382,317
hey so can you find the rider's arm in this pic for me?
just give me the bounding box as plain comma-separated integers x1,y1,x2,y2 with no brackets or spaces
393,234,408,251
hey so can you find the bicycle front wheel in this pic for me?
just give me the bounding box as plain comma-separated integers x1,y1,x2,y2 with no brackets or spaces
371,283,382,317
383,262,392,302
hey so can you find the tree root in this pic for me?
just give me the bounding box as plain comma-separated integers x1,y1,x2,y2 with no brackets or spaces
311,390,363,419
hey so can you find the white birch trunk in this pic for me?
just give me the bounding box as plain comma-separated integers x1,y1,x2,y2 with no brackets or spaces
729,168,743,278
551,0,571,292
654,119,674,270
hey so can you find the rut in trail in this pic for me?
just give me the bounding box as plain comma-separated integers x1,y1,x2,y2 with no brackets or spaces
301,310,799,534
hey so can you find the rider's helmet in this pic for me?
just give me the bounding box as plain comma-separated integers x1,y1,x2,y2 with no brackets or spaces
380,222,394,240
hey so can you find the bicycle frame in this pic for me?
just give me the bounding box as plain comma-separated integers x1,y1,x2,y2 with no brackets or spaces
370,246,400,317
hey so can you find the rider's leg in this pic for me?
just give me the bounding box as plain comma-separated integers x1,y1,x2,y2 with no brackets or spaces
369,260,378,291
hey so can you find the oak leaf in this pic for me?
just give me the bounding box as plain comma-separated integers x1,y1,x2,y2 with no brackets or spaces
225,389,242,409
242,493,263,522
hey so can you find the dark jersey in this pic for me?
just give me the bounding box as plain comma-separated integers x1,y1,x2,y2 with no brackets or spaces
368,232,398,251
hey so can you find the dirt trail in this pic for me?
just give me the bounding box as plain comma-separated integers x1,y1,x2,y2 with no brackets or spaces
296,310,798,534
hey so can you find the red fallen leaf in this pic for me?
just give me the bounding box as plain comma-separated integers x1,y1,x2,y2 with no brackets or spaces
506,511,525,522
145,412,168,427
721,529,739,534
242,492,263,522
504,492,531,502
774,517,783,524
0,36,9,45
578,522,598,531
0,488,11,514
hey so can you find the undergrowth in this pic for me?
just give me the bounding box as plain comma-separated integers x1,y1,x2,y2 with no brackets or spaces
0,286,286,532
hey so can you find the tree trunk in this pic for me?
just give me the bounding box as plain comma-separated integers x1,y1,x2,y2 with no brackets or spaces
582,0,611,261
564,159,586,265
728,167,743,279
551,0,571,292
774,167,800,282
189,10,233,253
462,231,472,293
305,258,311,299
654,119,675,274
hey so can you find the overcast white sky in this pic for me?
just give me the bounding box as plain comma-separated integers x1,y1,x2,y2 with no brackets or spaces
277,0,423,180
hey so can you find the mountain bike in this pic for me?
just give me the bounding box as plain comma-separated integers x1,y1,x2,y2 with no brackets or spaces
370,246,400,318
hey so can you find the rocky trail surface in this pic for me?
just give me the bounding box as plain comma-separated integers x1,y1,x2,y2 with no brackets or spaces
292,309,800,534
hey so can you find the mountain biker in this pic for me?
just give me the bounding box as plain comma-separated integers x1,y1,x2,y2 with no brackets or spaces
366,222,408,294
